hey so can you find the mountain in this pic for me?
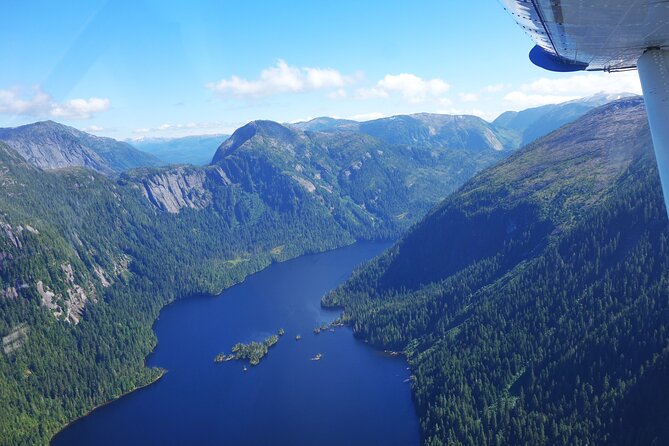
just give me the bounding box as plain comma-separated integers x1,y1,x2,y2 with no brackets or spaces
0,121,162,175
359,113,510,151
324,97,669,445
131,134,228,165
297,113,511,151
210,119,508,233
0,95,648,445
493,93,637,147
0,129,377,444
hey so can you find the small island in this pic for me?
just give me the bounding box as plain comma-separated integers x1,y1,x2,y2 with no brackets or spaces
214,333,280,366
295,334,302,340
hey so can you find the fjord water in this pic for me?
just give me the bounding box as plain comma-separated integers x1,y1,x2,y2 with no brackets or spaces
52,242,419,446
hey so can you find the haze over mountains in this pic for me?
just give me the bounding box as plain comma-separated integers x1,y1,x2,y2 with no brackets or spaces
131,134,229,166
0,93,656,445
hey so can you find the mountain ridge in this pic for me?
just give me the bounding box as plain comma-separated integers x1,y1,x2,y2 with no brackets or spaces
323,96,669,445
0,120,162,175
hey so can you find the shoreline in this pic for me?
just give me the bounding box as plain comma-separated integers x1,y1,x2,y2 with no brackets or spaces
49,239,398,444
49,369,166,444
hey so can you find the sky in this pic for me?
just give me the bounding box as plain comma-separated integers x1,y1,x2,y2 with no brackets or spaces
0,0,643,139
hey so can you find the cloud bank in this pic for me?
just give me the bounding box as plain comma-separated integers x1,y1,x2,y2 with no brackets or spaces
0,87,110,119
207,59,352,98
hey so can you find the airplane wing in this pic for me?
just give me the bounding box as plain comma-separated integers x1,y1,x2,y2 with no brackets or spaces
500,0,669,72
501,0,669,217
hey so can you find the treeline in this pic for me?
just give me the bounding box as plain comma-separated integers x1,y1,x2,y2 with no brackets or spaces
324,100,669,445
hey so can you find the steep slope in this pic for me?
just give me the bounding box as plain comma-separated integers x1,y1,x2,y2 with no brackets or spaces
131,134,228,165
0,133,366,445
295,113,512,151
493,93,636,147
324,97,669,445
359,113,509,151
0,121,162,174
211,119,507,234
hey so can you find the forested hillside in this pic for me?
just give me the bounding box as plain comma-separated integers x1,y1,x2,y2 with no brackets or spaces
211,119,506,232
0,96,633,445
0,138,357,445
324,97,669,445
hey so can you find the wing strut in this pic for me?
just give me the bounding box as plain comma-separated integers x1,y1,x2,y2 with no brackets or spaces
638,49,669,217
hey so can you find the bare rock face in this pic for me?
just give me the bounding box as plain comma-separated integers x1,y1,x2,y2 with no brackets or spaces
0,120,161,175
0,222,22,249
136,165,232,213
94,265,111,287
2,287,18,299
35,264,94,324
2,323,29,355
36,281,61,318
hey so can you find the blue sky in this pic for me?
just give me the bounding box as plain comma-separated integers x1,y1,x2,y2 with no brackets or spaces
0,0,642,139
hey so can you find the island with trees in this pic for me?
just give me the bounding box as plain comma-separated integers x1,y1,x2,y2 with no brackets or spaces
214,330,283,366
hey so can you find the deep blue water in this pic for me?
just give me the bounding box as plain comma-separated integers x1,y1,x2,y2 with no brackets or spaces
52,242,419,446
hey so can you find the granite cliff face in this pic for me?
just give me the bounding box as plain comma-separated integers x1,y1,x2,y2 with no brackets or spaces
128,165,232,213
0,121,162,174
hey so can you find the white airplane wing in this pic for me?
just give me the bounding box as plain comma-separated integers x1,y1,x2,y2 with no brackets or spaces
501,0,669,217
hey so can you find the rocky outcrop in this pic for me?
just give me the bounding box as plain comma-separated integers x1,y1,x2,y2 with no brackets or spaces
2,287,18,299
35,263,94,324
0,120,161,175
136,165,232,213
36,281,61,317
2,323,28,355
0,222,22,249
61,263,90,324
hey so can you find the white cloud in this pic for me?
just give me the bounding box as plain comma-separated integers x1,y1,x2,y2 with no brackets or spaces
483,83,507,93
503,91,580,108
358,73,450,103
522,72,641,96
350,112,385,121
85,125,105,132
0,88,51,115
504,71,642,108
132,121,238,138
207,59,351,98
0,87,110,119
50,97,110,119
459,92,479,102
327,88,348,99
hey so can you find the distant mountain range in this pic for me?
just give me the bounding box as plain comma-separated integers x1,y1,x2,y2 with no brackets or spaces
130,134,229,166
0,93,630,177
293,93,634,150
493,92,637,147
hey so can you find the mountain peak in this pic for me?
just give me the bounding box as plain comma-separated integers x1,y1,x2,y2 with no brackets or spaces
211,120,300,164
0,120,161,174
